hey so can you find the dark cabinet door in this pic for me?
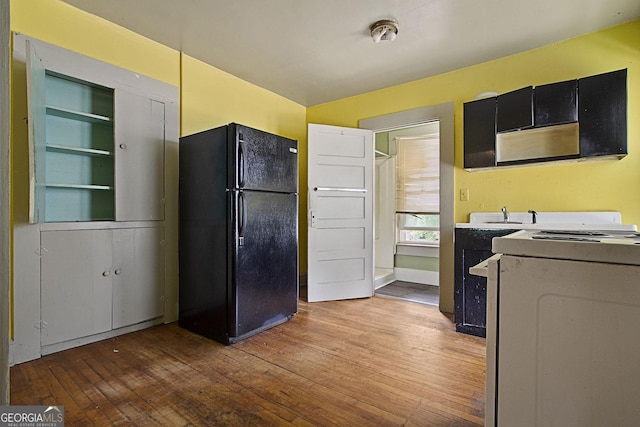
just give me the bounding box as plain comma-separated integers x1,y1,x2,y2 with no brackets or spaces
463,97,496,169
578,69,627,158
454,228,518,337
535,80,577,127
497,86,533,132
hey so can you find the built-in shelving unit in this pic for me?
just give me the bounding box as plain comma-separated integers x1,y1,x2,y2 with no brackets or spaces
42,72,115,222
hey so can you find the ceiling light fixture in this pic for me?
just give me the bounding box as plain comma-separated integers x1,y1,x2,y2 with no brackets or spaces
370,19,399,43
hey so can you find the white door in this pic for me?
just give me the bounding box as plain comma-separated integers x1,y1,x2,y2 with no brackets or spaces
307,124,374,302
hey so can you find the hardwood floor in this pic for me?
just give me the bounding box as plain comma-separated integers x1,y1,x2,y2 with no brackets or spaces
10,296,486,426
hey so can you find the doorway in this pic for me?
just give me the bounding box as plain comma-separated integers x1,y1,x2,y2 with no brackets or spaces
359,103,454,312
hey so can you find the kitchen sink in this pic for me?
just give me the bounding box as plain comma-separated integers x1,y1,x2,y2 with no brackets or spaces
486,221,523,224
457,211,637,232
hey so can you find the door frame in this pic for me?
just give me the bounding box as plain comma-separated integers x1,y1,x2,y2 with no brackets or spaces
1,0,10,404
359,102,455,313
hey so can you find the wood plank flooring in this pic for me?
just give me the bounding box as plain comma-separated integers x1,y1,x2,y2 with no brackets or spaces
10,296,486,426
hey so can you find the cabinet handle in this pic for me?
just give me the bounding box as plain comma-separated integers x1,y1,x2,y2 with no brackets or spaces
114,269,122,275
102,271,110,277
119,144,127,149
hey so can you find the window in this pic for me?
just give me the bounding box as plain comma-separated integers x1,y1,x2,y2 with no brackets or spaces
395,131,440,246
397,213,440,244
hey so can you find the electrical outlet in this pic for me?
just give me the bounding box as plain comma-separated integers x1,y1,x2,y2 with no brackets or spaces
460,188,470,201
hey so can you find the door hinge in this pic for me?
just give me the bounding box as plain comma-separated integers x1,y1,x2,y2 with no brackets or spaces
35,246,48,257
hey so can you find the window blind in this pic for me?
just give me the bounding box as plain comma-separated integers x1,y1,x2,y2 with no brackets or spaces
395,135,439,214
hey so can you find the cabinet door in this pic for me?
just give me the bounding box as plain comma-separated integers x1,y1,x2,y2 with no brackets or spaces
463,97,496,168
578,69,627,158
534,80,577,127
40,229,113,346
25,40,46,224
115,91,165,221
454,228,517,337
497,86,533,132
112,227,165,328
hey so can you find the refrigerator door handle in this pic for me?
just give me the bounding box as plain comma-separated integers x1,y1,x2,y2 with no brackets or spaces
238,141,245,188
238,191,246,246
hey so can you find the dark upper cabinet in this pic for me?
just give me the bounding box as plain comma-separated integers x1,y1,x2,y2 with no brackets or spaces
497,86,533,132
463,69,626,169
535,79,578,127
463,97,496,169
578,69,627,158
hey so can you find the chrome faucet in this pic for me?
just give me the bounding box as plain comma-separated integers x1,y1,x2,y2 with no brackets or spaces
502,206,509,223
528,210,538,224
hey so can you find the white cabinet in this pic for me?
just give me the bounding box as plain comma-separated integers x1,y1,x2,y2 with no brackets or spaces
24,35,166,223
40,227,165,347
11,33,179,363
112,228,165,328
114,92,166,221
40,229,113,346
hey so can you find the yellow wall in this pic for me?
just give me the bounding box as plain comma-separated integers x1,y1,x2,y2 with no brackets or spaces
10,0,640,301
180,55,308,269
10,0,180,87
10,0,308,273
308,19,640,226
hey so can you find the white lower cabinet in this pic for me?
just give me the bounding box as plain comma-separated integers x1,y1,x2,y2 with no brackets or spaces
40,229,113,346
40,227,164,347
112,228,165,328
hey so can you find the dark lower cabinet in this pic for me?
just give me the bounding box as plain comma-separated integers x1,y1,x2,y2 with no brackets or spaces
454,228,518,337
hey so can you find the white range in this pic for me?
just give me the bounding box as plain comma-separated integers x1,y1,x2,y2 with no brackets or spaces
483,227,640,427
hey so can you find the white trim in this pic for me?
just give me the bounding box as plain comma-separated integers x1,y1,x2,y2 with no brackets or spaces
1,0,11,403
394,268,439,286
359,102,454,312
396,244,439,258
41,318,164,356
374,268,395,290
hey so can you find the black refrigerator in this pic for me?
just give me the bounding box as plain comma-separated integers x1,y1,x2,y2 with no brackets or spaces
179,123,299,344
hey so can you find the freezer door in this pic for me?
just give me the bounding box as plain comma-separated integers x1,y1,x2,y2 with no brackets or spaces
229,190,298,338
228,123,298,193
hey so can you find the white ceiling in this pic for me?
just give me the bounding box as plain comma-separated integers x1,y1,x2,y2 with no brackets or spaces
61,0,640,106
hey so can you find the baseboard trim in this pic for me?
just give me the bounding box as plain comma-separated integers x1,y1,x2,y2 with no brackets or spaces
40,318,164,357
